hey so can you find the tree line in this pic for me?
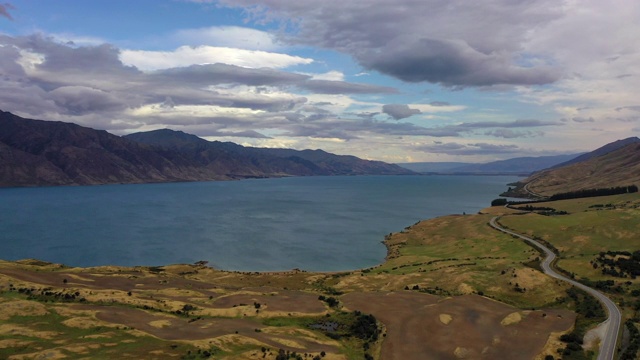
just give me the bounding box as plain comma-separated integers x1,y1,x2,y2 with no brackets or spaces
549,185,638,201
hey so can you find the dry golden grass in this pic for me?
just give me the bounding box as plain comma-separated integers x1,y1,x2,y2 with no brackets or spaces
523,143,640,196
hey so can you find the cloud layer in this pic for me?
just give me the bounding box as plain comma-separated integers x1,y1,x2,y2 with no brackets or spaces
217,0,563,87
2,1,639,162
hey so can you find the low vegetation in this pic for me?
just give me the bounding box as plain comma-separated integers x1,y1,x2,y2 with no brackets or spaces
0,192,638,359
499,192,640,359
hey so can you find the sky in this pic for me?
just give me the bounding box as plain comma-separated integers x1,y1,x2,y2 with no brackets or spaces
0,1,639,163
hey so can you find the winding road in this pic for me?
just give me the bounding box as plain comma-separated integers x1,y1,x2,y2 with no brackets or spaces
489,216,621,360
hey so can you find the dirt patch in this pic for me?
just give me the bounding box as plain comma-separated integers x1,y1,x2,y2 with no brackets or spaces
212,290,326,314
500,312,523,326
439,314,453,325
583,320,607,350
149,319,172,328
342,292,575,360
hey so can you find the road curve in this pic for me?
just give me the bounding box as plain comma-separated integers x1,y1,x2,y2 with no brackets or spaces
489,216,621,360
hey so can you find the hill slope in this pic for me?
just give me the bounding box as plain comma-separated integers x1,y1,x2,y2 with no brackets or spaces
520,142,640,197
550,136,640,169
0,111,412,187
448,154,582,174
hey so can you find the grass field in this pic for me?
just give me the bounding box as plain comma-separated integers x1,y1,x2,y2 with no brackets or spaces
501,193,640,281
340,213,570,308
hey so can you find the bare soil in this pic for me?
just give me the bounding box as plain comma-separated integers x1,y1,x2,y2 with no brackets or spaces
342,292,575,359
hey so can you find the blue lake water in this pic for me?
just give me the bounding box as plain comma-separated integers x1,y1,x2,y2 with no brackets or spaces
0,175,520,271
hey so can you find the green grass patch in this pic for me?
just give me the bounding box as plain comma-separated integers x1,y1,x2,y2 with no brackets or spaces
262,316,316,328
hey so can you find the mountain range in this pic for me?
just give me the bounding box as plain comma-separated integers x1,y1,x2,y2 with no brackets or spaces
397,153,582,175
0,111,412,187
2,110,638,193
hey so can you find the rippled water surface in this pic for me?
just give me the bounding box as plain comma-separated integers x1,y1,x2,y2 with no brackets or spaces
0,175,519,271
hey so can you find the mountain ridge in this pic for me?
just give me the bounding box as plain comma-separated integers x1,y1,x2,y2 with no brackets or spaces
0,111,413,187
502,139,640,198
549,136,640,169
397,153,582,175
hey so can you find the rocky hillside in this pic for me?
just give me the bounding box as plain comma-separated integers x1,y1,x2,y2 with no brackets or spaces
0,111,413,187
125,129,411,177
511,141,640,197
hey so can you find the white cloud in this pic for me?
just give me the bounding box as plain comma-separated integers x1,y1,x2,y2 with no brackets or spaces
410,103,466,113
16,49,45,71
171,26,281,51
308,70,344,81
49,33,108,47
120,45,313,71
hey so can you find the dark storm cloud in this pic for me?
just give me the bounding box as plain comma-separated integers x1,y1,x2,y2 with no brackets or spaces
572,117,595,123
360,38,559,87
219,0,563,87
430,101,451,107
382,104,421,120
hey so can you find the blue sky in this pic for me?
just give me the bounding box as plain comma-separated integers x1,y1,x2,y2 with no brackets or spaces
1,1,639,163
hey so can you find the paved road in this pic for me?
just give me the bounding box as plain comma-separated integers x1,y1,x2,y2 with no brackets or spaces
523,182,545,199
489,217,621,360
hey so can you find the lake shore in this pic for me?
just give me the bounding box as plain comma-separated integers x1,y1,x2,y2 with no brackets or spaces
0,202,578,360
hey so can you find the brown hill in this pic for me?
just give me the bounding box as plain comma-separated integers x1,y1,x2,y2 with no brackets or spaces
521,142,640,197
0,110,413,187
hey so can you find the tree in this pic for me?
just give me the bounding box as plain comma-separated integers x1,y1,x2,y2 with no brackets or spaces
491,198,507,206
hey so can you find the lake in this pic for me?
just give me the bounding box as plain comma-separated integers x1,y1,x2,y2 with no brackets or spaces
0,175,520,272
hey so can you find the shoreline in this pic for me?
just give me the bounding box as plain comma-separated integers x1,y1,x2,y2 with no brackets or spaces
0,205,578,360
7,193,639,359
1,175,518,272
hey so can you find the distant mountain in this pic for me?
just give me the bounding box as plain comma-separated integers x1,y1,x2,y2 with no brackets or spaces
125,129,412,178
0,111,413,187
397,154,581,175
549,137,640,169
509,140,640,197
395,162,473,173
449,154,582,175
